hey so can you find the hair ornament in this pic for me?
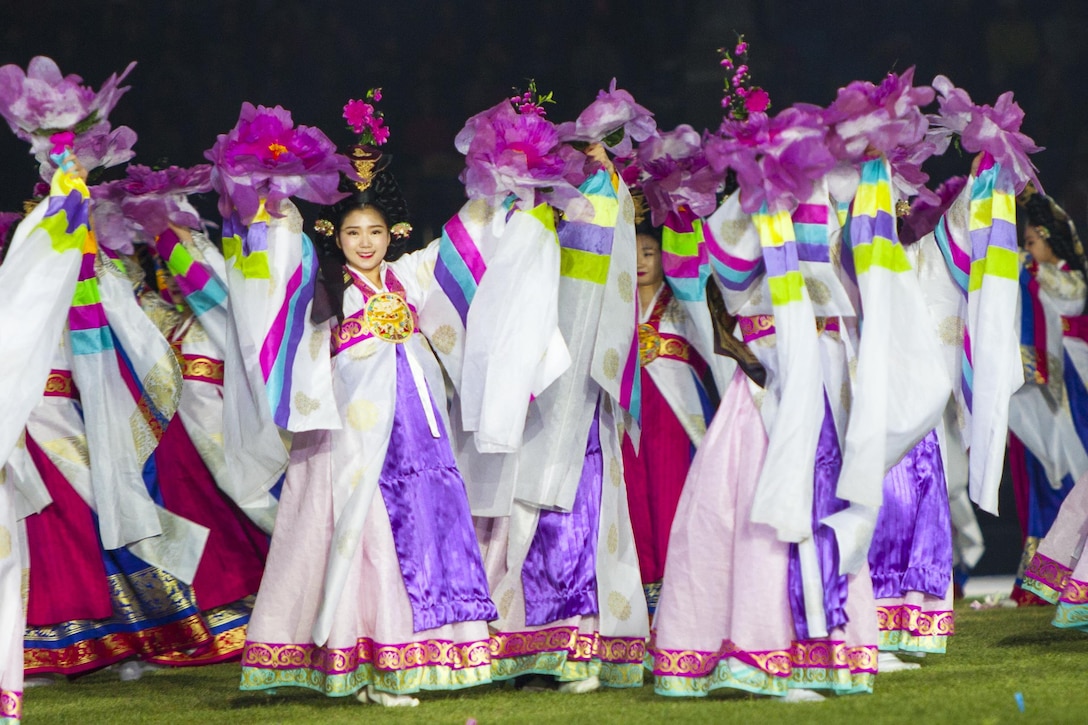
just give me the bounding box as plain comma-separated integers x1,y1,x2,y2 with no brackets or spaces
314,218,335,237
390,221,413,239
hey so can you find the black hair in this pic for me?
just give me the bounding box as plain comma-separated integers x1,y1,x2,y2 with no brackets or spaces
635,219,661,246
1023,192,1088,312
311,167,411,324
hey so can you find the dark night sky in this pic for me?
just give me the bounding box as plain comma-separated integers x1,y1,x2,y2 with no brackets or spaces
1,0,1080,572
3,0,1087,239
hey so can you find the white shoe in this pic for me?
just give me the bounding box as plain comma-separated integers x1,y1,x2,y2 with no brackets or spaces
782,688,825,702
117,660,164,682
557,675,600,694
879,652,921,672
23,675,59,688
359,684,419,707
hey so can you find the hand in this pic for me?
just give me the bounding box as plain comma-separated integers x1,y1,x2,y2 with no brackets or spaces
167,222,193,243
585,143,615,174
970,152,983,176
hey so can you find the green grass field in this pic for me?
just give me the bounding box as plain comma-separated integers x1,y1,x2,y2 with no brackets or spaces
23,605,1087,724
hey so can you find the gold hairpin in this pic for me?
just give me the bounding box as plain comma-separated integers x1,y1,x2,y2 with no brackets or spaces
314,218,335,237
390,222,413,239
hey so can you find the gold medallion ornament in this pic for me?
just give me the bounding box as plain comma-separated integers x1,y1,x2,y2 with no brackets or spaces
365,291,415,342
638,322,661,366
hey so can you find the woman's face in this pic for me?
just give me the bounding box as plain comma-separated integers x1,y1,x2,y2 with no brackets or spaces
636,233,663,288
337,206,391,278
1024,225,1059,265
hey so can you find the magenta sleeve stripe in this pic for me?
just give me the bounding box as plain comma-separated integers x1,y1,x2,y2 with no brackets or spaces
445,213,487,284
67,303,109,331
662,251,705,278
792,203,827,225
976,152,995,173
259,264,303,381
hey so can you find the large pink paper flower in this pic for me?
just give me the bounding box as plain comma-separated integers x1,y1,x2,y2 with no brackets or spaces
556,78,656,157
899,174,967,246
204,102,351,224
0,56,138,176
929,75,1042,194
456,99,588,216
632,125,722,226
705,105,836,214
824,67,934,163
0,56,135,136
92,163,213,247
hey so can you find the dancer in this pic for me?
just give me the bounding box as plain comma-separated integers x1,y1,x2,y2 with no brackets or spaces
447,84,651,692
1008,188,1088,604
622,217,723,615
225,98,496,706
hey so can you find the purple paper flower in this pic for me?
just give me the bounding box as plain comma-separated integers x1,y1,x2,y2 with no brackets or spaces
632,125,723,226
455,99,588,216
824,67,935,163
204,102,351,224
0,56,138,176
92,163,213,244
89,189,145,255
0,56,135,136
705,105,836,214
899,174,967,246
929,75,1043,194
556,78,656,157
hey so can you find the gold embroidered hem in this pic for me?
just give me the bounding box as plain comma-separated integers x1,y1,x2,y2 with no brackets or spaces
876,605,954,638
239,637,493,696
147,601,251,666
1022,553,1071,604
653,641,877,697
24,614,210,675
488,628,645,687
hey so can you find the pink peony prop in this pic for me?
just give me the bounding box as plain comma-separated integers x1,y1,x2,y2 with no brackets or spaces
929,75,1043,194
204,102,351,224
705,105,836,214
633,125,722,226
556,78,656,157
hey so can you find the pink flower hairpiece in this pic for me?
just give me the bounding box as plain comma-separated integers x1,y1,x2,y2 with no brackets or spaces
718,35,770,122
343,88,389,147
509,79,554,118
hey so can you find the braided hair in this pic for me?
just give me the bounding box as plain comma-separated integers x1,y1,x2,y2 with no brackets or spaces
311,167,411,324
1022,191,1088,313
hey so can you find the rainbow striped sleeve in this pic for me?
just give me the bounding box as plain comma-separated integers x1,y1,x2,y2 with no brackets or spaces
67,231,114,356
661,214,711,301
559,170,618,285
259,231,318,428
752,205,807,307
435,205,490,326
792,201,831,263
968,155,1019,289
156,228,227,317
848,161,913,277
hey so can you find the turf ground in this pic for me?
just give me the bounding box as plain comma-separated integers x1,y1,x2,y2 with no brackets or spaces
23,605,1087,724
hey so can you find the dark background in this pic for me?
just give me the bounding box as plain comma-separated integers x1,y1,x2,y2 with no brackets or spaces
4,0,1073,575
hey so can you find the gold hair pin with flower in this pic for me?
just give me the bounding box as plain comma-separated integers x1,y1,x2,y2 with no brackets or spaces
342,88,389,192
314,218,335,237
